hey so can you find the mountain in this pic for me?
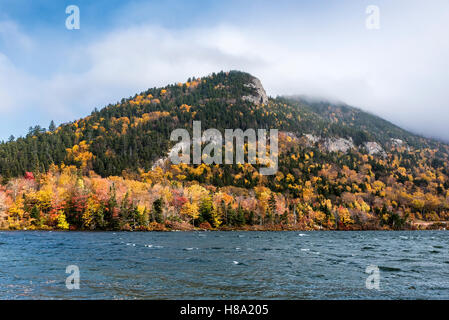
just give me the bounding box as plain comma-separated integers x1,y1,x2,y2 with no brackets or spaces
1,70,447,177
1,71,448,231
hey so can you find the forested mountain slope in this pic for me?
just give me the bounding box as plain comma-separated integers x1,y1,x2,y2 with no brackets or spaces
0,70,447,178
1,71,448,231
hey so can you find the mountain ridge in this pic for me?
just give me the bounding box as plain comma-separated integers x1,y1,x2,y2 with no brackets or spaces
1,70,448,178
1,70,449,231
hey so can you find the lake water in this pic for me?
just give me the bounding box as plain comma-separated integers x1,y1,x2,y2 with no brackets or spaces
0,231,448,299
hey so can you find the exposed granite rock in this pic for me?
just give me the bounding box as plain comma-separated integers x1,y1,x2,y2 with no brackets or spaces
390,138,404,147
152,141,187,170
242,77,268,105
389,138,410,152
303,133,392,157
152,130,223,170
283,131,298,139
151,157,167,170
364,141,387,157
324,137,354,153
390,138,410,150
304,133,321,145
304,134,355,153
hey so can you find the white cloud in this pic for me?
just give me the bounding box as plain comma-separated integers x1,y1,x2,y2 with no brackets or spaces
0,20,33,51
0,0,449,141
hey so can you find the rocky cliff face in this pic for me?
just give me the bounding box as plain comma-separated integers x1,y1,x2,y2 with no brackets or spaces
390,138,404,147
303,133,404,157
324,137,355,153
242,77,268,105
364,141,387,157
304,134,355,153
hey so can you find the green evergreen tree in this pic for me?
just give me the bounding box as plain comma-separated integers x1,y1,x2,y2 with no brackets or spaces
49,120,56,132
152,198,164,223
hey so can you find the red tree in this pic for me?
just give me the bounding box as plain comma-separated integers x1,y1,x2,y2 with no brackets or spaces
24,172,35,180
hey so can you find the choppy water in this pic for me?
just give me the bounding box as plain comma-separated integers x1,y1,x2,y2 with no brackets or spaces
0,231,448,299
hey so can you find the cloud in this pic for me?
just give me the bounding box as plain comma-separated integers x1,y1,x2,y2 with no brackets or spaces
0,20,33,51
0,0,448,141
0,23,272,137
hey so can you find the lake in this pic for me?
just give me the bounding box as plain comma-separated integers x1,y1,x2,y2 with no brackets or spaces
0,231,448,299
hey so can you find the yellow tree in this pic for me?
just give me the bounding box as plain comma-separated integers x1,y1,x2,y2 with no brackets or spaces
180,201,199,225
57,211,70,230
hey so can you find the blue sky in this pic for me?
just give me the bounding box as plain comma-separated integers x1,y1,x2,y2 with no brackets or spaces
0,0,448,141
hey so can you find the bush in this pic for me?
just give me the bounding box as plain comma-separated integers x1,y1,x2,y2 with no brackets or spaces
199,221,212,230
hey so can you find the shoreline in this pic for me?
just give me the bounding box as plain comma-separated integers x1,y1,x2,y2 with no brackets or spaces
1,223,447,232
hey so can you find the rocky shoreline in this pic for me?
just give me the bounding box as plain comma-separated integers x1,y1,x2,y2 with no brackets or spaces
2,221,447,232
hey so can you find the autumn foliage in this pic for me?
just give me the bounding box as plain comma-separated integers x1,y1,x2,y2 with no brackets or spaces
1,71,449,231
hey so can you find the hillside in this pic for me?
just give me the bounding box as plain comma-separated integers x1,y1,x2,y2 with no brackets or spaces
1,71,449,231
